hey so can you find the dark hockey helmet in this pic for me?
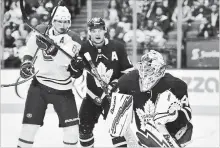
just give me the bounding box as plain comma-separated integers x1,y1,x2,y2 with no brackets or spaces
87,17,106,30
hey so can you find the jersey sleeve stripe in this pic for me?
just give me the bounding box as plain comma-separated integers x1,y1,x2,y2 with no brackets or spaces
180,108,191,121
37,75,72,81
184,107,192,113
42,79,72,85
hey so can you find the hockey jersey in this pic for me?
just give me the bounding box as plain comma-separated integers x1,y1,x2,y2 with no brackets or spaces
25,24,81,90
117,69,192,136
79,39,133,99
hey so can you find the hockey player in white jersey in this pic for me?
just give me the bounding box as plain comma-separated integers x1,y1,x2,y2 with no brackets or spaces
17,6,83,147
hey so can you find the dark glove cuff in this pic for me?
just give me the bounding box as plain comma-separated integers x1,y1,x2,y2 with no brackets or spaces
23,55,33,62
67,65,83,78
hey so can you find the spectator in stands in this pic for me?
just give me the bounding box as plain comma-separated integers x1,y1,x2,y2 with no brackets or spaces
109,27,125,44
4,1,23,26
153,6,170,34
118,15,131,33
123,24,145,44
45,0,54,13
197,3,219,38
107,0,122,24
208,3,219,35
4,48,21,68
143,19,166,49
3,11,12,27
11,24,30,40
161,0,173,21
13,38,27,61
197,17,215,38
36,0,48,16
30,16,40,28
190,0,201,12
5,0,12,12
192,0,211,21
138,1,149,21
171,0,192,31
4,26,15,48
108,17,125,41
121,1,132,23
79,30,87,42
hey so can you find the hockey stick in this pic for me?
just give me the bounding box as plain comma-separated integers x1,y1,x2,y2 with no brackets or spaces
84,52,112,102
1,0,63,88
1,70,39,88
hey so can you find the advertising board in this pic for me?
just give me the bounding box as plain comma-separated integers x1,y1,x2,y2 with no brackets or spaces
1,70,219,111
186,38,219,68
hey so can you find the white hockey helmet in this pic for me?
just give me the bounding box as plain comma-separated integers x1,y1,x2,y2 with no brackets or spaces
137,50,166,92
52,6,71,30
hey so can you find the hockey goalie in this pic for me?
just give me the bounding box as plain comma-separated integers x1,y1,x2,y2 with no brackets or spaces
106,50,193,147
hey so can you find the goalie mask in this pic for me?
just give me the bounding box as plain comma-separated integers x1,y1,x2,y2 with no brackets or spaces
137,50,166,92
52,6,71,34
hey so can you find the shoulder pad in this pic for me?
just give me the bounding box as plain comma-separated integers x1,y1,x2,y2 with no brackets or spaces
118,70,139,94
67,30,82,45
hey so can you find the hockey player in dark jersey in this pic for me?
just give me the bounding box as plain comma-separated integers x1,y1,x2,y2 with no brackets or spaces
107,50,193,147
70,17,133,147
17,6,82,147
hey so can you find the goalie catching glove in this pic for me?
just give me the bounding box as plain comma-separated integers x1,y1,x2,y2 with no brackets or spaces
154,90,182,125
20,60,35,79
67,56,84,78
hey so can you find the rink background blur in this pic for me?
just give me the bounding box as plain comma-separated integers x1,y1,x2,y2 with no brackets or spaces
1,69,219,147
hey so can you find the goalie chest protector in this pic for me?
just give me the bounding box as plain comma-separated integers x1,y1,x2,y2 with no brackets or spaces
117,70,188,134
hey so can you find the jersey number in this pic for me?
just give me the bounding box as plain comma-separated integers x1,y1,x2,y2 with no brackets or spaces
42,50,53,61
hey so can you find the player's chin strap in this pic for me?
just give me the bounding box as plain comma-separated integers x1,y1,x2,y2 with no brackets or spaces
1,0,63,88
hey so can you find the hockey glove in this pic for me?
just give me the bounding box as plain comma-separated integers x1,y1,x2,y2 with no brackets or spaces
108,79,118,95
20,60,35,79
36,35,58,56
67,56,84,78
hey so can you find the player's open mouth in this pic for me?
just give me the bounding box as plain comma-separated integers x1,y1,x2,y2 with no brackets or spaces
95,37,101,39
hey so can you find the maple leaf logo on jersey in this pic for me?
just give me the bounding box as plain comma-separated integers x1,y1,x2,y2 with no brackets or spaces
94,62,113,87
136,99,156,131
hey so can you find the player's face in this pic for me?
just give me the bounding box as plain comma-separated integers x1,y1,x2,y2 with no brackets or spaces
53,20,70,34
90,28,106,44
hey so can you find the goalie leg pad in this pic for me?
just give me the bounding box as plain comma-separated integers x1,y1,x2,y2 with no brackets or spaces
17,124,40,147
136,123,178,148
106,93,133,137
63,125,78,147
